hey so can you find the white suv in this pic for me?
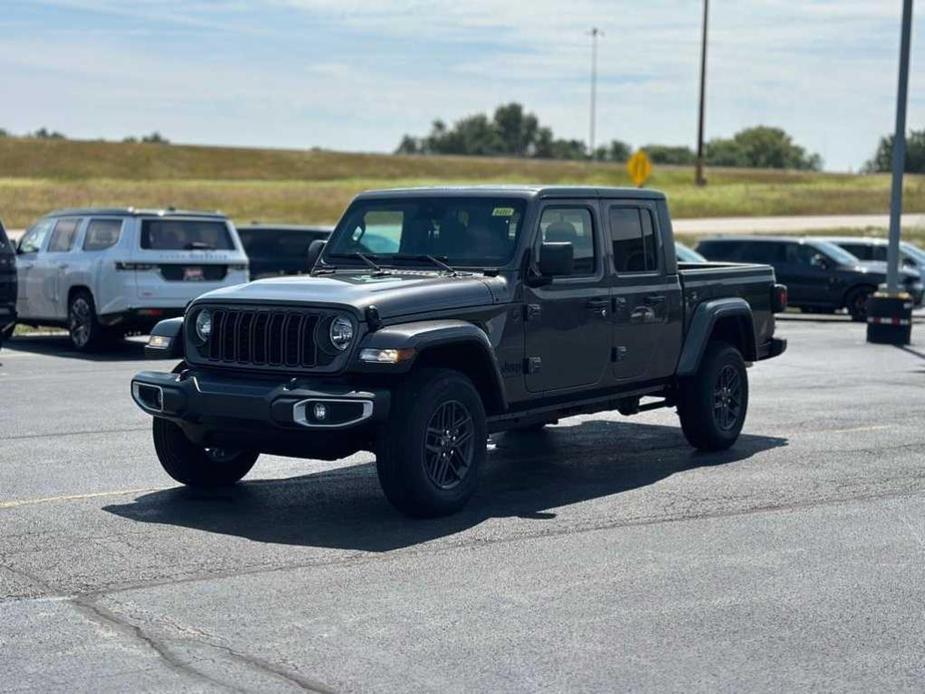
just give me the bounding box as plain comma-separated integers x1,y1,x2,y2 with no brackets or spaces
15,208,249,350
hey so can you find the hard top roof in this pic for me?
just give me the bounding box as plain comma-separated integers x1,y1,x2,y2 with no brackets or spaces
354,185,666,201
44,207,227,219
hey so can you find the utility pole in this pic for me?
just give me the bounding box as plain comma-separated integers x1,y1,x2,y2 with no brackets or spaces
886,0,913,294
589,27,601,160
867,0,915,346
695,0,709,186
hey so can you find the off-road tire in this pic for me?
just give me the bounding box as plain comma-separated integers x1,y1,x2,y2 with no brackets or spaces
376,368,487,517
152,417,259,487
845,285,875,322
677,341,749,451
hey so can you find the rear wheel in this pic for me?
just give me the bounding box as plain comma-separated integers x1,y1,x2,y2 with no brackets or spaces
152,417,258,487
68,290,109,351
376,368,486,517
677,341,749,451
845,286,875,322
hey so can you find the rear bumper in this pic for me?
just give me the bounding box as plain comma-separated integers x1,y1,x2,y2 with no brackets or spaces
130,368,390,457
100,307,185,329
758,337,787,360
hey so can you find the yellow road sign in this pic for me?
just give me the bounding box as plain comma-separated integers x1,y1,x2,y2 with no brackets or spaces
627,150,653,187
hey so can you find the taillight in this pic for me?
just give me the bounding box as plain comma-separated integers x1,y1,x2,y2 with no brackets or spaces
115,262,156,271
772,284,788,313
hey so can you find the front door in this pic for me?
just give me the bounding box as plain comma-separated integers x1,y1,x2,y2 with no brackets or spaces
606,202,683,382
36,217,81,320
14,219,55,319
776,242,838,306
524,202,611,393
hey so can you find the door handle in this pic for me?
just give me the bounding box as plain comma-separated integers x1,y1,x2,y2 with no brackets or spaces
630,307,655,323
585,298,609,317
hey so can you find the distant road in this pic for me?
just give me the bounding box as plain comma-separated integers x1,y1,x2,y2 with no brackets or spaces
673,213,925,236
6,212,925,243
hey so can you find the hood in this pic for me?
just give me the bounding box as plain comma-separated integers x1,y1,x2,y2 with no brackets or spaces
847,260,920,281
194,270,496,319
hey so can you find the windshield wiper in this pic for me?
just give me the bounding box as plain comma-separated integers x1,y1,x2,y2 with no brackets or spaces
329,251,391,275
393,254,458,276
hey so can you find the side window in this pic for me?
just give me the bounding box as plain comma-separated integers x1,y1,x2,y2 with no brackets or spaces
609,207,657,273
83,219,123,251
873,246,888,262
740,242,783,264
47,218,81,253
19,219,55,254
538,207,596,275
785,243,819,266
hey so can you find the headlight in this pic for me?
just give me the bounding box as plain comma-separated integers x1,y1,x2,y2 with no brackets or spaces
329,315,354,351
195,309,212,343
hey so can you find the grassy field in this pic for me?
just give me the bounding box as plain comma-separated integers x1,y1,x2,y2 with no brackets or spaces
1,137,924,228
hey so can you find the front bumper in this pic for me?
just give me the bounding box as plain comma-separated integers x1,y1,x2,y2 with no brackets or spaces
758,336,787,360
131,368,390,455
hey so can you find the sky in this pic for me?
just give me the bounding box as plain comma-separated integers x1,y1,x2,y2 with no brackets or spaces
1,0,922,172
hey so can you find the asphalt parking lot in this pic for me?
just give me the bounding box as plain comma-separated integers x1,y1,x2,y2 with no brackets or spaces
2,316,924,692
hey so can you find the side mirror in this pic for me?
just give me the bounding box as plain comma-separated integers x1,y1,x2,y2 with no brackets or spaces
538,242,574,277
810,253,830,270
306,239,326,271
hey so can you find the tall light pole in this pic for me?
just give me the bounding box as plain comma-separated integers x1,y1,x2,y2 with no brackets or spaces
589,27,602,159
868,0,915,346
695,0,709,186
886,0,913,294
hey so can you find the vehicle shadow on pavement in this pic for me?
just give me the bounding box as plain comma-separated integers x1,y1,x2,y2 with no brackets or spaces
4,335,151,361
103,421,787,552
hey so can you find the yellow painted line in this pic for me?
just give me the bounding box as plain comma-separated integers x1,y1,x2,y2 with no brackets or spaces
0,487,164,510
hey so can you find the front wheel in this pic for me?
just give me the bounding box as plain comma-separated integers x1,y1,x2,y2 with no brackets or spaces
152,417,259,487
376,368,487,517
677,341,749,451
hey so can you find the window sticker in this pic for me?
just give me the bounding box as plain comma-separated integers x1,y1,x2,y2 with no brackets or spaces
491,207,515,217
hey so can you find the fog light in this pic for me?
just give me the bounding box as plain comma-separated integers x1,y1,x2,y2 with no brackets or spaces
313,403,328,421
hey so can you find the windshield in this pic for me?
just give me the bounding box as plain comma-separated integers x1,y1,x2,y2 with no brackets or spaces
141,219,234,250
814,240,859,266
327,197,527,267
901,242,925,264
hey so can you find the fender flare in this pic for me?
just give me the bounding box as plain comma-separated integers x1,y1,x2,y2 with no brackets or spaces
356,319,507,411
676,298,757,377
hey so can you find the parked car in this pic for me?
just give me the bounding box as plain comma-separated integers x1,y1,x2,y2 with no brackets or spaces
132,186,787,517
0,219,16,345
818,236,925,276
696,236,924,321
15,208,250,350
237,224,332,280
675,241,707,263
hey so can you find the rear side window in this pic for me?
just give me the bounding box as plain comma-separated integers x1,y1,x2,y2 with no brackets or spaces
840,243,871,260
697,240,741,261
739,242,784,264
47,218,81,253
538,207,596,275
609,207,657,272
84,219,123,251
140,219,234,250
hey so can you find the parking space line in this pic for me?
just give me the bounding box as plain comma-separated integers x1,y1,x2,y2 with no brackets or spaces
0,487,165,510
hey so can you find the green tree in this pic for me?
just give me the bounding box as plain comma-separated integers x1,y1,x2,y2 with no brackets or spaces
493,103,538,156
642,144,695,165
865,129,925,173
32,127,65,140
706,126,821,170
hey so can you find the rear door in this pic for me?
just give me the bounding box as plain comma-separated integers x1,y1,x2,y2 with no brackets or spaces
36,217,81,319
606,201,683,382
523,201,612,393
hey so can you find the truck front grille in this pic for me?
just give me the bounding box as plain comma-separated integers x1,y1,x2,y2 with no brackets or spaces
205,308,332,369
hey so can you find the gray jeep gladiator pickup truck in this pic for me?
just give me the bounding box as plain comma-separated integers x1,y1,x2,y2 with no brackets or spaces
131,186,787,517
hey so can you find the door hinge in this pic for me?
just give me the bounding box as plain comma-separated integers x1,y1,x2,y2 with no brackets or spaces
524,356,542,374
524,304,542,321
611,346,627,362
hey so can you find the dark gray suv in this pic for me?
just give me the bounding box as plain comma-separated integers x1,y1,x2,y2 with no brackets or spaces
0,220,16,345
697,236,924,321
